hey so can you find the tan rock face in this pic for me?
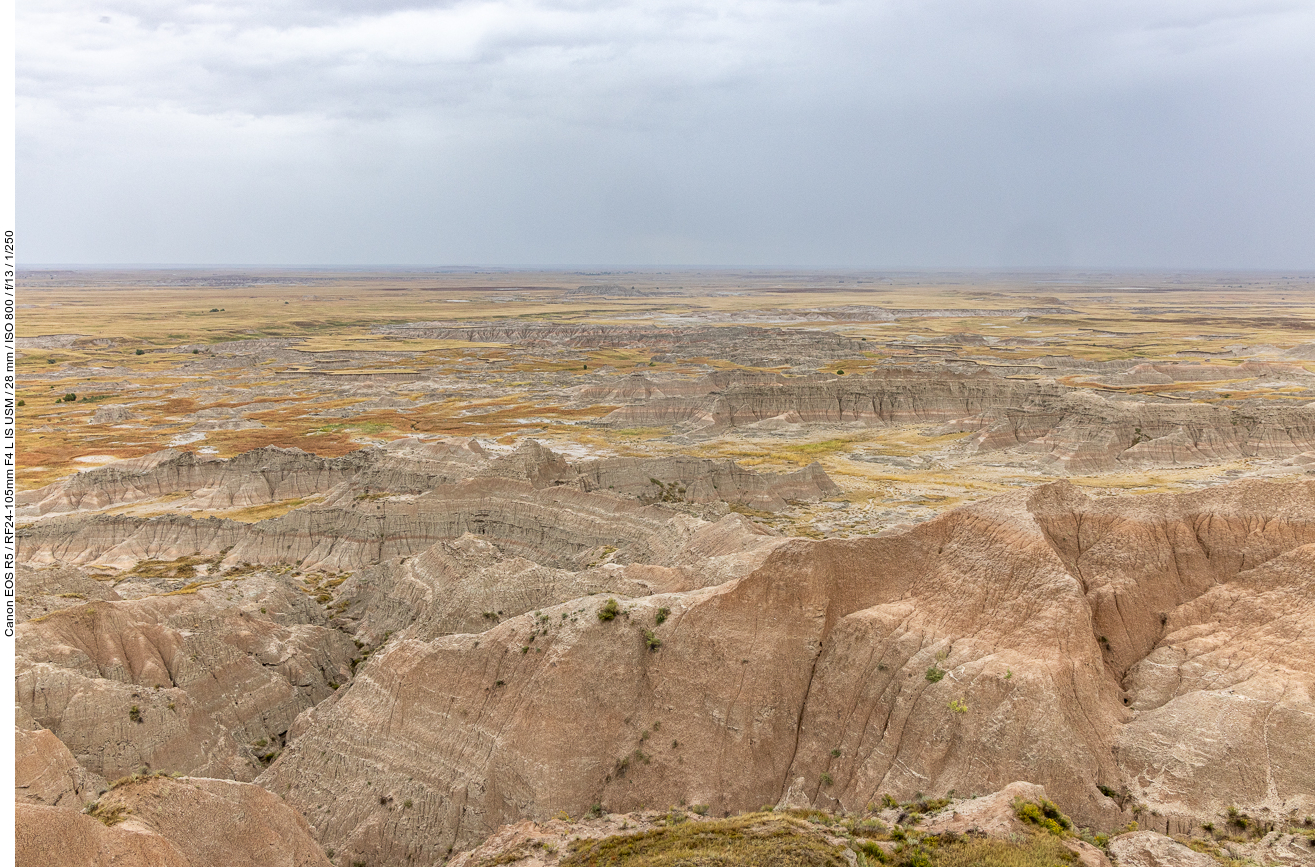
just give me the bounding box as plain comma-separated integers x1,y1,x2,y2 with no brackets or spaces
16,726,106,808
252,479,1315,865
17,437,1315,866
17,803,190,867
18,437,836,520
16,577,356,782
336,514,783,644
16,776,330,867
589,369,1315,470
1108,831,1218,867
17,445,830,573
1115,543,1315,817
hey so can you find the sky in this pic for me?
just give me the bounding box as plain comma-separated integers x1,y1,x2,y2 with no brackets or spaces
16,0,1315,268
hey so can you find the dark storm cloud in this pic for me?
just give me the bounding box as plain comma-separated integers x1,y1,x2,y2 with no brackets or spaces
17,0,1315,266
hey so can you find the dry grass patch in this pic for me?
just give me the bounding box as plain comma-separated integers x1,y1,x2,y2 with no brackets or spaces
208,496,323,523
561,813,851,867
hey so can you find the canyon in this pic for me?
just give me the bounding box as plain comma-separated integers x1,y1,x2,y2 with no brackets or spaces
14,270,1315,867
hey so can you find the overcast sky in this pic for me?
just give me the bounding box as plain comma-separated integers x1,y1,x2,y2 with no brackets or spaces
17,0,1315,267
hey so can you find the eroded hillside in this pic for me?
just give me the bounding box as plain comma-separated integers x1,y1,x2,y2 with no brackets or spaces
15,270,1315,867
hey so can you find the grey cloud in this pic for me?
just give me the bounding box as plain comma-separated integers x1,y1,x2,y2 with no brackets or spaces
16,0,1315,266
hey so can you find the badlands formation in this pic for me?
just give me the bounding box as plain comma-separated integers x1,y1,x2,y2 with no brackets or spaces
14,270,1315,867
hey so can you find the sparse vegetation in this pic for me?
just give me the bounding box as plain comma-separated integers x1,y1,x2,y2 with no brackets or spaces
83,801,130,826
555,808,1083,867
562,813,852,867
1013,797,1073,835
924,666,946,683
598,598,621,621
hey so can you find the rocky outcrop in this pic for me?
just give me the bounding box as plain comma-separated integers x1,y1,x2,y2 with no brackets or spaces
19,438,836,519
253,479,1314,865
17,803,191,867
17,775,330,867
1108,831,1218,867
19,471,795,573
335,514,783,643
16,725,106,808
591,370,1315,471
375,321,868,366
17,447,374,517
597,370,1058,432
16,575,355,782
570,455,837,509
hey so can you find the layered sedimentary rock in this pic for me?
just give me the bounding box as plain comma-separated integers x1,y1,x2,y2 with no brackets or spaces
254,479,1315,866
336,514,783,643
16,775,330,867
16,724,105,808
593,370,1315,470
18,437,1315,866
375,321,869,366
16,575,355,782
16,440,833,574
17,447,372,517
19,438,836,519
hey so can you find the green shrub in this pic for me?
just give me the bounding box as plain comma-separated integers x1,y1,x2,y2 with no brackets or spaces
853,840,886,861
925,666,946,683
64,393,77,402
1013,797,1073,835
135,348,145,355
128,705,142,723
655,606,670,625
83,802,130,826
597,598,621,621
644,629,662,651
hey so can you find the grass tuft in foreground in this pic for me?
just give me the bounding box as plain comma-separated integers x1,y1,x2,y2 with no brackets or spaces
558,810,1081,867
562,813,850,867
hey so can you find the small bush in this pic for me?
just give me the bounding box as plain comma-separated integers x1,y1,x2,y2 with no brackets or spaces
84,802,130,826
128,705,142,723
691,804,709,815
655,606,670,625
925,666,946,683
821,772,834,786
853,840,885,861
1013,797,1072,835
135,348,145,355
644,629,662,651
597,598,620,622
64,393,77,402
